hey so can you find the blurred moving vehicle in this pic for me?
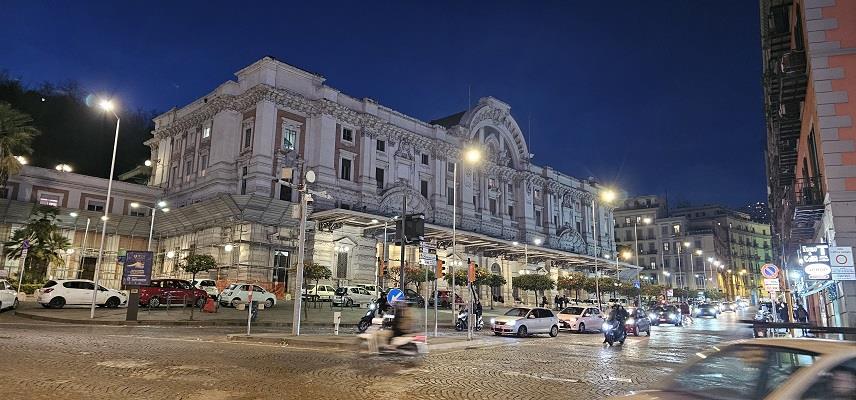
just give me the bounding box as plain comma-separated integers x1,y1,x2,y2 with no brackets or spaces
332,286,374,307
694,303,720,318
0,279,19,311
37,279,127,309
140,279,207,308
219,283,277,308
650,305,682,326
491,307,559,337
557,305,604,333
720,301,737,312
191,279,219,298
615,339,856,400
624,307,652,336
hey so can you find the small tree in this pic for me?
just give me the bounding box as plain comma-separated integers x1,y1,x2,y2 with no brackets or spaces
558,272,587,300
5,205,70,283
180,254,216,320
481,274,506,310
408,265,436,295
0,103,38,188
704,289,724,301
671,287,689,300
301,262,331,307
642,283,666,299
512,274,555,306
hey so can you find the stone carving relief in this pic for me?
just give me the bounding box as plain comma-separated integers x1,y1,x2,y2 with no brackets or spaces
379,180,432,216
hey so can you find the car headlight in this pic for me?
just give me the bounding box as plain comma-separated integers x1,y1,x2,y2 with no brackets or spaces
490,318,495,324
369,304,376,310
602,322,610,331
669,313,676,319
507,320,516,327
649,313,657,319
626,318,635,325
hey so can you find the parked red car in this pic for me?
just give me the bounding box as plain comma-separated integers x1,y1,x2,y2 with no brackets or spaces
139,279,208,308
428,289,464,308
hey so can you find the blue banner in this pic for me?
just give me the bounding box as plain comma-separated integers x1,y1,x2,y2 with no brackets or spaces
122,251,153,286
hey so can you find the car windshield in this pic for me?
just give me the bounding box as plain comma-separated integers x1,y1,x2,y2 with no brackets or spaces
226,284,239,290
43,280,57,288
505,308,530,317
560,307,584,315
335,288,348,295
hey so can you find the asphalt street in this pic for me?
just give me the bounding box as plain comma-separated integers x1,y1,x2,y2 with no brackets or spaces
0,308,755,400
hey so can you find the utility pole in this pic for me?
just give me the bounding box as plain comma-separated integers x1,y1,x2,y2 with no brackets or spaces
400,196,407,292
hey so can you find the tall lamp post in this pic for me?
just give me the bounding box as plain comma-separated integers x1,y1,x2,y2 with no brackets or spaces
90,99,120,319
450,147,481,340
129,201,169,251
592,188,617,310
633,217,652,268
694,249,704,291
513,237,542,305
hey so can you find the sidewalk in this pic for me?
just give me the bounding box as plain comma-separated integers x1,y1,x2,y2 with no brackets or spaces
12,298,516,328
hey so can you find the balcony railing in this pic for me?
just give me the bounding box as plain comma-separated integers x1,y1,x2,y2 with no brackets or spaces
794,176,824,207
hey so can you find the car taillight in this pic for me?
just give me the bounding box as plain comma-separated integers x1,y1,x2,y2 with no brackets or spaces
43,288,54,294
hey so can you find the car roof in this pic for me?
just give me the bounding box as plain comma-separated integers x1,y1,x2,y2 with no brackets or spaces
726,338,856,355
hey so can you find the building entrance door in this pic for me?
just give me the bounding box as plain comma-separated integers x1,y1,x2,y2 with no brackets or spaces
79,257,97,280
273,250,290,294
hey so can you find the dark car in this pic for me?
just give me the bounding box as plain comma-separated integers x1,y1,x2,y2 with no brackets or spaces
380,288,425,307
625,307,652,336
139,279,208,308
650,305,682,326
695,303,719,318
428,289,463,308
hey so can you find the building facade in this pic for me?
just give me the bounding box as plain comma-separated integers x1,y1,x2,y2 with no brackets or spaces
136,57,623,302
614,196,773,302
762,0,856,327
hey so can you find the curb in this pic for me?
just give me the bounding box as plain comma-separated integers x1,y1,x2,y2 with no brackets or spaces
227,334,357,349
12,311,359,328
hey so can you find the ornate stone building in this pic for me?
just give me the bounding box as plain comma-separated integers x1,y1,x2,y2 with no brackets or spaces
145,57,622,302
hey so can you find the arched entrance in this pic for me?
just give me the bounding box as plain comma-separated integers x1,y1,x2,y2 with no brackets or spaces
490,263,503,303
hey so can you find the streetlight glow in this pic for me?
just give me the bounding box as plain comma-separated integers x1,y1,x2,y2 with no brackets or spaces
65,248,75,255
683,241,691,247
166,250,175,259
161,207,170,213
55,164,72,172
157,201,167,208
224,244,234,252
370,219,379,224
695,249,703,255
707,257,714,262
70,212,79,218
130,202,140,208
600,189,617,203
532,238,542,246
512,241,519,246
15,156,27,165
642,217,652,224
98,99,115,112
144,160,153,167
464,148,482,164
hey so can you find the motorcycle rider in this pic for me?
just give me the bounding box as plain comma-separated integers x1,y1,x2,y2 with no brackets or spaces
383,298,414,348
603,303,629,343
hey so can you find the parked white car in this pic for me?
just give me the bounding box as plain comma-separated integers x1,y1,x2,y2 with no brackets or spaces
355,284,380,299
36,279,127,309
303,283,336,301
191,279,219,298
490,307,559,337
0,279,18,311
557,305,605,332
615,339,856,400
333,286,375,307
218,283,276,308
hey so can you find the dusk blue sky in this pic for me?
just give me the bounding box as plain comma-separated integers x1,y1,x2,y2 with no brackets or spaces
1,1,765,207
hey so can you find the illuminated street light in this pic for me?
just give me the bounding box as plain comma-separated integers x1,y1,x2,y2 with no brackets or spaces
144,160,152,167
55,164,72,172
14,156,27,165
464,148,482,164
532,238,543,246
69,212,78,218
166,250,175,259
98,99,115,112
600,189,617,203
224,244,234,252
642,217,652,224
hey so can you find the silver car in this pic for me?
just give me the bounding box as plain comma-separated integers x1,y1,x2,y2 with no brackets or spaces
490,307,559,337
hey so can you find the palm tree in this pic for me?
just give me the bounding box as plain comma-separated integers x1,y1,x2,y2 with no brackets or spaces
4,205,70,283
0,103,38,188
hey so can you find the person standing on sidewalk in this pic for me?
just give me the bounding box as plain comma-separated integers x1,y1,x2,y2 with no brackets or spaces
795,304,809,336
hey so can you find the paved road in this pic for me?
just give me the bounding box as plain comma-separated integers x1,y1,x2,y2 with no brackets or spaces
0,308,754,399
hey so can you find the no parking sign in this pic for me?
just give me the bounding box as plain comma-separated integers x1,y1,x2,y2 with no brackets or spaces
761,264,779,279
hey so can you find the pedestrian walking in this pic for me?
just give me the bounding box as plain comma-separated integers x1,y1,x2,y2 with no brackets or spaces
796,304,809,336
554,294,560,310
542,295,548,308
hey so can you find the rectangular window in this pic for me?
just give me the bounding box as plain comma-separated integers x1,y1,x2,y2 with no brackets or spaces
661,225,669,235
282,127,297,150
129,209,146,217
663,242,670,252
625,217,632,225
341,127,353,142
244,128,252,148
200,155,208,171
535,210,542,227
87,201,105,212
39,194,60,207
202,126,211,138
279,183,292,201
447,162,455,173
507,183,513,193
420,180,429,198
508,205,514,218
534,189,541,201
340,158,352,181
375,168,385,189
489,198,497,215
672,224,681,234
185,159,193,176
171,166,179,186
241,166,248,195
421,153,429,165
376,140,385,152
488,178,497,189
447,187,454,206
553,215,558,226
695,240,702,248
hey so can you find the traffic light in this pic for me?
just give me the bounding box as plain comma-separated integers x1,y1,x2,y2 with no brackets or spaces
437,259,446,279
394,213,426,244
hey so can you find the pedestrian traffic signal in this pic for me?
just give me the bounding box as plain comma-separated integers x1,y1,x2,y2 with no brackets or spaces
436,259,445,279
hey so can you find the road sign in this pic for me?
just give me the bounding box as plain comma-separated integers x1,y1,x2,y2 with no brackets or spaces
420,243,436,266
633,280,640,289
763,278,780,292
387,288,404,303
830,246,856,281
666,289,674,298
761,264,779,279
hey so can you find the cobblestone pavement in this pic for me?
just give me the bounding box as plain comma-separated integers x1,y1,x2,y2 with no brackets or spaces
0,309,754,400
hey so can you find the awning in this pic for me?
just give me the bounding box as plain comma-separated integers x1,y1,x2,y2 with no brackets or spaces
310,208,640,274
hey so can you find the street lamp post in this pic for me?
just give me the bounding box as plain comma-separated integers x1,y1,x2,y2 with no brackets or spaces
592,188,616,310
694,249,703,291
90,99,120,319
633,217,652,268
451,148,481,340
130,201,169,252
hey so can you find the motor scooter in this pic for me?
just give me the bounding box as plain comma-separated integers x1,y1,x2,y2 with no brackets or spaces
455,309,483,331
602,319,626,346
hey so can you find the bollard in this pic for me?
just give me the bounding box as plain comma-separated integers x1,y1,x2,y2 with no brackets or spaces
333,311,342,335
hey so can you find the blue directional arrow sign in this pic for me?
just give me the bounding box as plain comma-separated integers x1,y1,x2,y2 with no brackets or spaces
633,280,640,289
387,288,404,303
